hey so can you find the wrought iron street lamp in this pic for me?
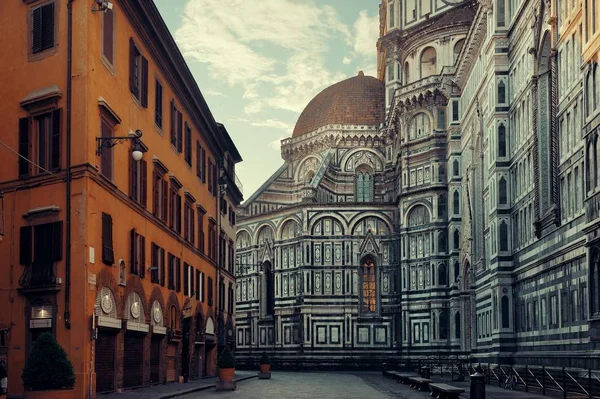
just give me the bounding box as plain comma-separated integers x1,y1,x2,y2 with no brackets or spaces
96,129,145,160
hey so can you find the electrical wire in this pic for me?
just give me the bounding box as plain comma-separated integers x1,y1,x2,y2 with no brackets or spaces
0,138,57,176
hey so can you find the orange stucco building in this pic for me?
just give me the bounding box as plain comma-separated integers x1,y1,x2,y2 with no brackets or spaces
0,0,243,397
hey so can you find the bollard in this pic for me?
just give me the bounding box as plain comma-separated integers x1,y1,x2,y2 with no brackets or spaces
470,371,486,399
422,366,431,379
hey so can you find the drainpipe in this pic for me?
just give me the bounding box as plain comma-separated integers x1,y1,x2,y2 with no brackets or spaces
216,158,222,350
65,0,74,330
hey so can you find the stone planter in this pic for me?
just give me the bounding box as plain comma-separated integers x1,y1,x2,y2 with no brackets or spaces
24,389,77,399
218,367,235,382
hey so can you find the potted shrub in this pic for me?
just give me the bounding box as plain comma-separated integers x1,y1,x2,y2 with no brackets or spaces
259,352,270,374
217,347,235,382
22,332,76,399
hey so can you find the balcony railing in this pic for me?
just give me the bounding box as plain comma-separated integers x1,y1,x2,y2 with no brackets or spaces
19,261,60,291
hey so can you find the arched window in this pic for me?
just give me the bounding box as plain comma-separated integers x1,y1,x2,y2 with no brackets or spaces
356,166,373,203
596,135,600,189
501,295,510,328
587,70,593,116
498,81,506,103
590,247,600,314
454,311,461,339
499,221,508,251
439,310,448,339
404,61,410,84
498,124,506,157
453,229,460,250
438,231,447,253
409,113,431,140
537,32,554,217
453,191,460,215
439,164,446,182
454,261,459,282
453,159,459,176
594,64,599,110
453,39,465,65
264,261,275,316
437,195,446,219
499,177,507,204
438,263,447,286
497,0,505,27
408,205,430,226
420,47,437,78
361,257,377,313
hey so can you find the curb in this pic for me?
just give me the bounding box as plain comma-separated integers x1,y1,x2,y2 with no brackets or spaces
159,374,258,399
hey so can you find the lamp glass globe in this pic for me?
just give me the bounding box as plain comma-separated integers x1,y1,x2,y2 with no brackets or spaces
132,150,143,161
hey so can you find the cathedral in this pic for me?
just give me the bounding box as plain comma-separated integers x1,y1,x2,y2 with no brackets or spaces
234,0,600,369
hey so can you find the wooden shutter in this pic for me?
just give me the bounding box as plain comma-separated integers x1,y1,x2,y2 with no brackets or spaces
102,8,114,64
208,277,213,306
130,229,136,274
32,6,43,53
152,170,159,217
176,195,182,233
195,270,200,300
19,117,30,177
141,160,148,207
155,80,163,128
160,248,165,287
20,226,32,266
167,254,173,289
151,243,157,282
140,235,146,278
129,38,136,94
51,221,63,262
190,208,195,245
201,272,205,302
51,109,61,170
102,213,114,265
196,141,201,177
176,258,181,292
41,3,54,50
184,263,189,296
141,57,149,108
130,151,137,200
170,101,176,146
176,111,183,153
162,179,168,222
201,147,206,183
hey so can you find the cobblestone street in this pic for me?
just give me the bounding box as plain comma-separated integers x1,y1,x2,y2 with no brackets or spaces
178,372,549,399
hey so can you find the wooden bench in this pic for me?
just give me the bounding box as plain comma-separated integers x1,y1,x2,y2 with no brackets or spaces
397,373,417,384
429,383,465,399
408,376,432,391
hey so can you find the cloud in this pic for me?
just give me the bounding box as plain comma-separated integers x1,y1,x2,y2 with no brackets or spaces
268,137,287,151
175,0,353,115
251,119,293,131
343,56,352,65
352,10,379,59
244,103,262,115
203,89,226,97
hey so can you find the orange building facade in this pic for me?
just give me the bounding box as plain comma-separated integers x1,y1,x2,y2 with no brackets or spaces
0,0,243,397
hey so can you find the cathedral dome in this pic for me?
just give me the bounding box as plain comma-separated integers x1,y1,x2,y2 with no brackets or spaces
292,71,385,137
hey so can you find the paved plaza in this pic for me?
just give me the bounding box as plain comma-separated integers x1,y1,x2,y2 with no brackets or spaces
178,371,549,399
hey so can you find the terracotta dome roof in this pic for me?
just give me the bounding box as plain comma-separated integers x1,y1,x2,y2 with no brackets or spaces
292,71,385,137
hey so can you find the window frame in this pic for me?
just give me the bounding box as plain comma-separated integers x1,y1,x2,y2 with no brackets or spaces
28,0,58,61
101,6,115,70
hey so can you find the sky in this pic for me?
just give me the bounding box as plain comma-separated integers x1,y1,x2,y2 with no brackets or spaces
153,0,381,201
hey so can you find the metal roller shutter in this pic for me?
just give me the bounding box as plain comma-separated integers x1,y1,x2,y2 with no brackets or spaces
95,333,115,393
150,337,162,383
123,334,144,388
